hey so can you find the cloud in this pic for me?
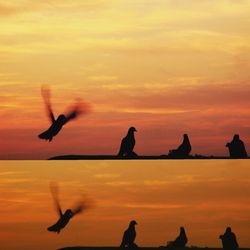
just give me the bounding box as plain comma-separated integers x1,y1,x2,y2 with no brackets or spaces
0,3,20,16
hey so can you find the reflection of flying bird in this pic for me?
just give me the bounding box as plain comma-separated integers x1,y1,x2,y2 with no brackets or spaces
38,86,89,141
47,183,91,234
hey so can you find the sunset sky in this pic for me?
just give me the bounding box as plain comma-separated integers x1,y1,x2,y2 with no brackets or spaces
1,0,250,159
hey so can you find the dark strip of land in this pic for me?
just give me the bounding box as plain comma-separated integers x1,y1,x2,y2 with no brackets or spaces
49,155,250,160
58,247,249,250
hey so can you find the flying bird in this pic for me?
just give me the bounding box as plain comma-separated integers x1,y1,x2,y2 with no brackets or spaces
118,127,137,158
38,86,89,141
120,220,138,248
47,183,91,234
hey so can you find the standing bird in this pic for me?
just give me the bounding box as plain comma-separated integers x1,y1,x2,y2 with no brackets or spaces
226,134,248,158
120,220,138,249
168,134,192,158
219,227,239,250
38,86,89,141
118,127,137,158
47,183,91,234
166,227,188,248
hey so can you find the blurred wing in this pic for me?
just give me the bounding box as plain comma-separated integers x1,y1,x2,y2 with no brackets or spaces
72,195,93,217
65,100,90,124
41,86,55,123
50,182,63,217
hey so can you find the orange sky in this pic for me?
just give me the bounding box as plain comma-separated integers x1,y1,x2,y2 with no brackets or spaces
1,160,250,250
1,0,250,159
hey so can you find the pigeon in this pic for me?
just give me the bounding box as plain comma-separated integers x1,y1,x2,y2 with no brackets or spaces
167,227,188,247
226,134,248,158
120,220,138,248
47,183,90,234
38,86,88,141
168,134,192,158
118,127,137,158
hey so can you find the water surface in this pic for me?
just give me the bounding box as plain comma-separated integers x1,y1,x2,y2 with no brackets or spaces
0,160,249,250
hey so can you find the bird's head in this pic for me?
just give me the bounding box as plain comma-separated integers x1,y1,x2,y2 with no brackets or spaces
65,209,74,218
128,127,137,133
57,114,67,123
129,220,138,227
233,134,239,141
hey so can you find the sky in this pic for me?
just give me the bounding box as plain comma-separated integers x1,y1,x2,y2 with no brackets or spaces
1,160,250,250
1,0,250,159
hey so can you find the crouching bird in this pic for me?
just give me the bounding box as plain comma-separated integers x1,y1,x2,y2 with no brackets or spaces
120,220,138,249
118,127,138,158
168,134,192,158
38,86,89,142
47,183,91,234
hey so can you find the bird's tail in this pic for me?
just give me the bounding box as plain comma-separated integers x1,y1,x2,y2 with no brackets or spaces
38,131,52,141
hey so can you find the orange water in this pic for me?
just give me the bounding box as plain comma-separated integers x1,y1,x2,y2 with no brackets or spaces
0,160,249,250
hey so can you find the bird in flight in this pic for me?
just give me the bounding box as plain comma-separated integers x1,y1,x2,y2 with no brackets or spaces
47,182,92,234
38,86,89,141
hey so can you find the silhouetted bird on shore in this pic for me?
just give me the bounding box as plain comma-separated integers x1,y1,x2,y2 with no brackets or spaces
38,86,88,141
120,220,138,249
219,227,239,250
168,134,192,158
47,183,91,234
226,134,248,158
166,227,188,248
118,127,138,158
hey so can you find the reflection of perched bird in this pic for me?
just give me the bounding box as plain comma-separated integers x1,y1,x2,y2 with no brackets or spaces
226,134,247,158
120,220,138,248
118,127,137,158
168,134,192,158
219,227,239,250
166,227,188,248
47,183,90,234
38,86,88,141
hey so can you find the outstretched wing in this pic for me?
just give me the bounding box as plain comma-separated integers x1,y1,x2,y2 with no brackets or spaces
50,182,63,217
71,195,93,217
64,100,90,124
41,86,55,123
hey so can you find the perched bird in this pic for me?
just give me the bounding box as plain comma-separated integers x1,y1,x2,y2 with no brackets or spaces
166,227,188,248
118,127,137,158
168,134,192,158
219,227,239,250
38,86,88,141
120,220,138,248
226,134,248,158
47,183,90,234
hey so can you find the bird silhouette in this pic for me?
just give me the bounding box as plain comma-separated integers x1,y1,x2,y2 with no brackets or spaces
38,86,88,141
219,227,239,250
118,127,137,158
47,183,91,234
226,134,248,158
168,134,192,158
120,220,138,249
166,227,188,248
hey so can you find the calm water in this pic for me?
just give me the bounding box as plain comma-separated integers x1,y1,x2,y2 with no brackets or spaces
0,160,250,250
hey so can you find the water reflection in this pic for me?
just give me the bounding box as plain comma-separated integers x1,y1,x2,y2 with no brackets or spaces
0,160,250,250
